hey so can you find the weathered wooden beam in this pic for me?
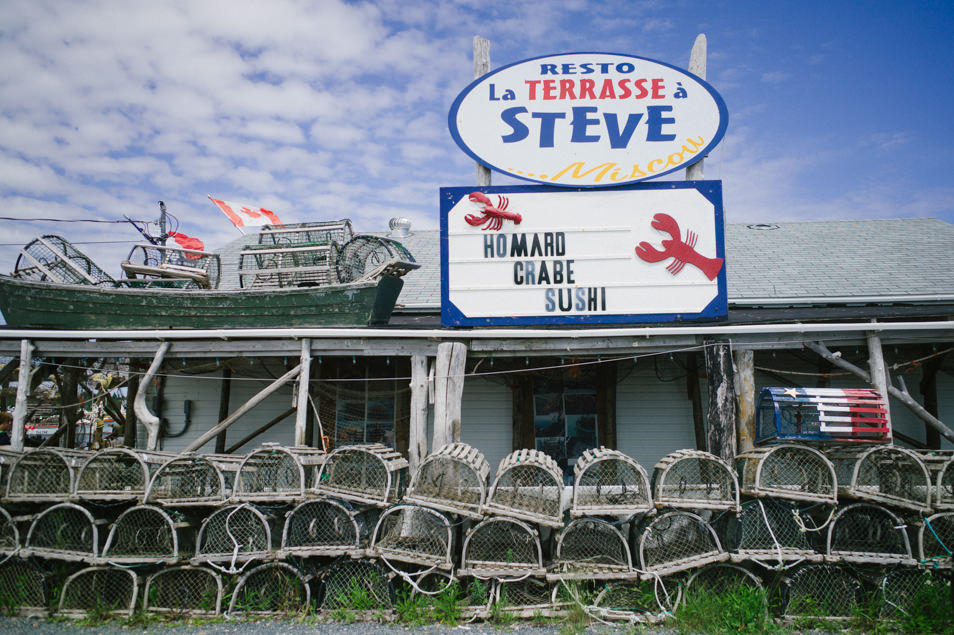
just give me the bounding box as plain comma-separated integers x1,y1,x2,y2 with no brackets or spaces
11,340,34,451
432,342,467,449
409,354,429,470
474,36,491,187
596,362,617,449
866,332,893,440
124,369,140,448
733,349,755,453
686,351,707,451
134,341,171,451
58,366,81,449
214,365,232,453
294,339,311,447
225,407,296,454
918,348,946,449
704,340,737,460
685,34,706,181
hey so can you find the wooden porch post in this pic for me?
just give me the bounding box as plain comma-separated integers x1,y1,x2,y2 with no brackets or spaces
733,349,755,453
409,354,429,470
866,331,893,441
686,351,707,451
134,341,171,451
432,342,467,450
214,365,232,453
11,339,34,452
474,36,491,187
294,339,312,447
705,340,737,460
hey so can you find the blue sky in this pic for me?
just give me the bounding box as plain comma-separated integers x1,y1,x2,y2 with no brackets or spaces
1,0,952,277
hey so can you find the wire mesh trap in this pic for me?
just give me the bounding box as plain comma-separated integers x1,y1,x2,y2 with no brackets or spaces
722,498,821,564
101,504,190,564
827,445,932,513
591,577,681,624
826,502,914,565
58,566,138,618
781,564,861,620
233,445,324,503
192,503,275,569
334,235,419,283
879,568,948,619
143,565,222,616
571,447,653,518
13,235,116,286
280,498,376,558
145,452,242,507
635,510,728,577
121,243,220,289
22,502,99,562
652,449,740,512
0,557,48,616
550,517,633,580
228,562,310,617
686,562,763,595
920,450,954,511
0,505,19,556
459,516,544,579
484,449,565,528
404,442,490,520
496,578,568,619
4,448,89,503
74,448,173,502
317,557,394,612
370,504,454,570
735,444,837,504
918,511,954,567
312,444,408,508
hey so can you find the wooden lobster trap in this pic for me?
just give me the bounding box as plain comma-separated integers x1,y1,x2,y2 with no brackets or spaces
634,510,728,578
918,511,953,569
686,562,763,595
919,450,954,510
192,503,277,569
484,449,565,528
404,442,490,519
370,504,454,571
878,568,949,619
652,449,740,512
781,564,862,621
590,577,681,625
723,498,821,565
317,557,394,612
144,452,243,507
228,562,311,617
0,506,19,556
826,503,915,565
312,443,408,508
735,444,837,505
74,448,173,502
571,447,653,518
58,566,138,618
143,566,223,617
827,445,932,513
101,504,191,565
494,578,571,619
0,558,48,617
549,517,634,581
4,448,89,503
458,516,545,579
279,498,378,558
239,219,351,289
232,444,325,504
756,387,889,443
21,502,100,562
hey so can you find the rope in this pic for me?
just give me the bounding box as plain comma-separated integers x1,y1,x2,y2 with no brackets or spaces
792,506,835,533
758,499,785,567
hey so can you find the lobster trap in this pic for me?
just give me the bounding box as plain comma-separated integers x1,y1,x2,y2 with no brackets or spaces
228,562,311,617
635,510,728,577
494,578,570,619
317,557,395,611
723,498,820,565
280,498,377,558
144,566,222,617
13,235,115,286
370,504,454,570
233,445,325,504
334,235,419,283
4,448,89,503
22,502,99,562
0,505,19,555
879,568,948,619
826,503,914,565
144,452,242,507
591,577,681,624
735,444,837,504
74,448,173,502
57,566,138,618
550,517,633,580
0,558,48,616
918,511,954,568
101,504,190,564
827,445,932,513
459,516,544,579
404,442,490,519
686,562,763,595
192,503,276,569
781,564,861,620
652,449,740,512
312,443,408,508
121,243,220,289
571,447,653,518
756,387,889,443
920,450,954,510
484,449,565,528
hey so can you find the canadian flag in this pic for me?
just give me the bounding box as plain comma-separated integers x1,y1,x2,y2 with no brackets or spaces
167,231,205,259
209,195,282,232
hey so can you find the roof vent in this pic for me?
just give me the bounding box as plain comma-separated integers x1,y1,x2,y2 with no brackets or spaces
746,223,780,231
389,217,411,237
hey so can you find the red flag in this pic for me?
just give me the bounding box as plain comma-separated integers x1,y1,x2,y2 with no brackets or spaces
168,231,205,259
208,195,282,232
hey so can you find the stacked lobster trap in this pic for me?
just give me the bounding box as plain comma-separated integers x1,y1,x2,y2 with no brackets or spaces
74,448,173,502
144,452,243,507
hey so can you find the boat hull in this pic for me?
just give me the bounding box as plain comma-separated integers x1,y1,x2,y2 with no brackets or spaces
0,275,405,329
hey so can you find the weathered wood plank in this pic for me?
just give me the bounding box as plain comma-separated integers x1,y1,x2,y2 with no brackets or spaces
704,340,737,460
409,354,429,470
474,36,492,187
294,339,311,447
733,349,755,453
134,341,171,451
11,340,33,451
433,342,467,449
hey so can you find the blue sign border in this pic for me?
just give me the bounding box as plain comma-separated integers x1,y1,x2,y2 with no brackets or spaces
448,52,729,188
440,180,728,326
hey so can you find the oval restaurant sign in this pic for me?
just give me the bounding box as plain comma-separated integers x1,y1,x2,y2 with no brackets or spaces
449,52,727,187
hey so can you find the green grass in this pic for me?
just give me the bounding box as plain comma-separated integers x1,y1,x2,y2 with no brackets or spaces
673,582,778,635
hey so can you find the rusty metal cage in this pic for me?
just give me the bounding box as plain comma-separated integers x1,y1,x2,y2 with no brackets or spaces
735,444,837,504
459,516,544,579
571,447,653,518
919,511,954,568
826,503,914,565
635,510,728,577
0,506,19,556
145,452,242,507
58,566,138,618
4,448,89,503
652,449,740,512
550,517,633,580
404,443,490,519
193,503,275,569
313,444,408,508
318,557,394,611
233,445,325,504
484,449,565,528
280,498,377,558
101,504,190,564
0,558,47,616
371,504,454,570
143,565,223,617
22,502,99,562
228,562,310,617
827,445,932,513
591,577,681,624
723,498,821,564
75,448,173,502
920,450,954,511
782,564,861,620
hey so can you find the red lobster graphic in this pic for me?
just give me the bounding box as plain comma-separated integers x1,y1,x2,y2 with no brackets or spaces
635,213,724,280
465,192,522,231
